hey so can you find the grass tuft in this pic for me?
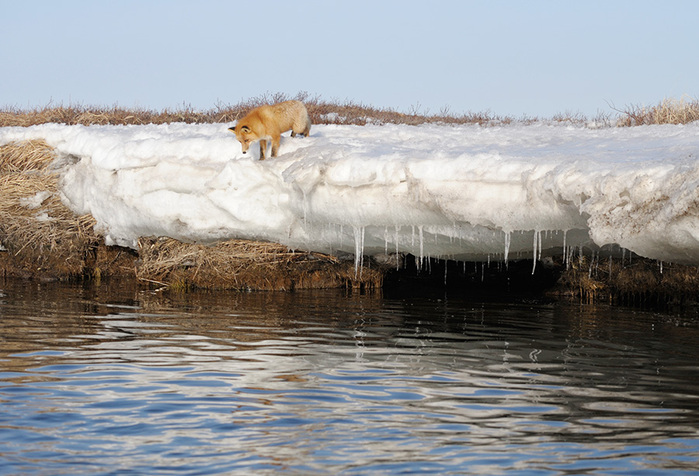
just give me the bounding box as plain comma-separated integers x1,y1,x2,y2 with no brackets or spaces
136,237,384,291
615,97,699,127
557,253,699,308
0,140,100,279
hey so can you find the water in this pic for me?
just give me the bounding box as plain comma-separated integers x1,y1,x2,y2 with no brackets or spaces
1,280,699,475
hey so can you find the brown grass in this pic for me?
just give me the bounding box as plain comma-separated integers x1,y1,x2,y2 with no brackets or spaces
0,92,514,128
557,254,699,307
136,237,384,291
3,94,698,129
0,140,101,279
615,97,699,127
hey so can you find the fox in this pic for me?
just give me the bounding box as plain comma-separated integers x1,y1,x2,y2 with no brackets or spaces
229,100,311,160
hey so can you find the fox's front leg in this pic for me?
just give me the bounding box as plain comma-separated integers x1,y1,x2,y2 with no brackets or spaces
259,140,267,160
271,136,281,157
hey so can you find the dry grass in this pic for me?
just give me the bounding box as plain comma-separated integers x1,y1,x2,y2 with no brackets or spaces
136,237,384,291
0,92,514,128
615,97,699,127
0,103,237,127
0,140,102,279
3,94,698,129
557,254,699,307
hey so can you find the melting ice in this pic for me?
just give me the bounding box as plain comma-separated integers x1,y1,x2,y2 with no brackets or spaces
2,121,699,265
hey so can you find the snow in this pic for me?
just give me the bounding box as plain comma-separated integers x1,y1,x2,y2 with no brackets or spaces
2,121,699,266
19,191,52,209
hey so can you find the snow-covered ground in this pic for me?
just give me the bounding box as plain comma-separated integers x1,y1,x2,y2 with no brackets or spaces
2,121,699,266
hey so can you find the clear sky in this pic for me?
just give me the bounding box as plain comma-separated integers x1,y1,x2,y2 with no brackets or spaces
2,0,697,118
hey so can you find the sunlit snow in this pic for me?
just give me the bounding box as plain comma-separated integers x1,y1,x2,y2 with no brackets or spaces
2,121,699,266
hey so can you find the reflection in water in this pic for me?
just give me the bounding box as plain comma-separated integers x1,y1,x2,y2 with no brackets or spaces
1,279,699,475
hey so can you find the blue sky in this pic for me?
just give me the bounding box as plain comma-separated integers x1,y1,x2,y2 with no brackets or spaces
2,0,697,118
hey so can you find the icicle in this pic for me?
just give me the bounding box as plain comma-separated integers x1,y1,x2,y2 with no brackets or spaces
608,255,612,277
394,225,400,269
504,231,511,269
353,226,365,277
532,230,539,275
562,230,568,269
481,262,485,282
384,226,389,255
444,261,448,286
418,225,424,269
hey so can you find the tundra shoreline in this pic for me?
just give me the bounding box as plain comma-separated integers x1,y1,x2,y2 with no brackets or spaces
2,97,699,308
1,136,697,308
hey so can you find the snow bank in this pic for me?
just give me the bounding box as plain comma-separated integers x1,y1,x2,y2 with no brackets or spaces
2,121,699,265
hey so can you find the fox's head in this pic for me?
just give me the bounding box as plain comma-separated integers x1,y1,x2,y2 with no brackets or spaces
229,124,254,154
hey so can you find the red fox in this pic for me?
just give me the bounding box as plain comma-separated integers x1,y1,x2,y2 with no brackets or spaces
229,100,311,160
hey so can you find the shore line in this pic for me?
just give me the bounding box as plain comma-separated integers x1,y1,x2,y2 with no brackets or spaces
2,139,699,309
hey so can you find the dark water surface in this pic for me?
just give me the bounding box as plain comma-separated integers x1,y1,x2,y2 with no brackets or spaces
1,279,699,475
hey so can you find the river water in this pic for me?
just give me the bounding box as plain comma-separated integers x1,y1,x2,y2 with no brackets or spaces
1,279,698,475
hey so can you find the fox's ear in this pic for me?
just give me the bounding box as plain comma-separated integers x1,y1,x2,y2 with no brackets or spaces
227,126,235,131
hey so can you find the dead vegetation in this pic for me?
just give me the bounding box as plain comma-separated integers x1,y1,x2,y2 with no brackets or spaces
4,93,699,129
0,140,101,280
2,94,698,130
0,92,513,128
135,237,383,291
614,97,699,127
556,253,699,308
